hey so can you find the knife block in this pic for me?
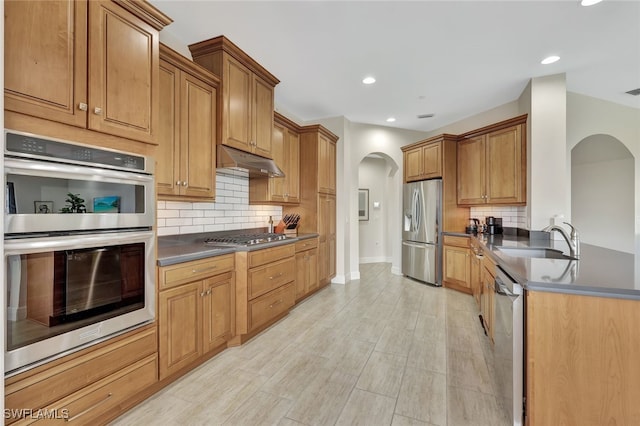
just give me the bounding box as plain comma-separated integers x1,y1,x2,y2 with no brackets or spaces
284,225,298,237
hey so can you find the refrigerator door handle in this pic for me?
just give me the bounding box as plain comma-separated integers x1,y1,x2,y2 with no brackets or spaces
414,188,422,232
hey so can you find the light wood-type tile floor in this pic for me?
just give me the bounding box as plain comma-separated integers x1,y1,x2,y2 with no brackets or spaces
112,263,510,426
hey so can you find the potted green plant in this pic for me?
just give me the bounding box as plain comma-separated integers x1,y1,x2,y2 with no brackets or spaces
60,193,87,213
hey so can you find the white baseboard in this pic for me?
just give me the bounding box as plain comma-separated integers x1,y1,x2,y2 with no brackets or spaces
391,265,402,276
359,256,392,264
350,271,361,280
331,274,347,285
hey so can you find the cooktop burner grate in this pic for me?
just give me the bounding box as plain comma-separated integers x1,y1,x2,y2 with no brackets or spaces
204,233,288,246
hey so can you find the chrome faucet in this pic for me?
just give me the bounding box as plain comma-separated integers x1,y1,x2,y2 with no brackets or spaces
542,222,580,259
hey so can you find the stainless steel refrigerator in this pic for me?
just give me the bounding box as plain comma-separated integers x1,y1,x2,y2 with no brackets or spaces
402,179,442,285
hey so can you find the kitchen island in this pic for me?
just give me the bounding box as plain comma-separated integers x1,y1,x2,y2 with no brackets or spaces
472,232,640,425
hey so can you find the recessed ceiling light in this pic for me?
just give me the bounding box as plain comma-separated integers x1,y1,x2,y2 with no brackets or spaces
386,117,396,123
541,55,560,65
581,0,603,6
362,76,376,85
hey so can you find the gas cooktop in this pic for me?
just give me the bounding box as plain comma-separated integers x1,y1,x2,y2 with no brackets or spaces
204,233,288,247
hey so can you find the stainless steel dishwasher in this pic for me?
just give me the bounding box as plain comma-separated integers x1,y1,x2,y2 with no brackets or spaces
493,266,524,426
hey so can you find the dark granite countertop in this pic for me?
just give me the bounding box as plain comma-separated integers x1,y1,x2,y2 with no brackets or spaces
471,233,639,300
157,231,319,266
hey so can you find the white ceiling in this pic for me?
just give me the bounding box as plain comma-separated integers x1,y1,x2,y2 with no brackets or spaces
150,0,640,132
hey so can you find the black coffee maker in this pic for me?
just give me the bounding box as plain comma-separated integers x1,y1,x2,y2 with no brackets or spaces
485,216,503,234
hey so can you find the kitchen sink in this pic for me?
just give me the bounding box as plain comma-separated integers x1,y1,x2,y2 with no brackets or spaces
497,247,576,260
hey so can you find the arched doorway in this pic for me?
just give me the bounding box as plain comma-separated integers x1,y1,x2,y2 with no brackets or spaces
357,153,401,272
571,134,634,253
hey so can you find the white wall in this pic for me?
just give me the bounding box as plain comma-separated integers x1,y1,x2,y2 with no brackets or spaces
358,157,391,263
567,92,640,253
572,155,634,252
423,101,521,138
527,74,568,231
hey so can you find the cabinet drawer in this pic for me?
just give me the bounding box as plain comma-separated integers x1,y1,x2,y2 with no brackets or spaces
443,235,469,248
30,355,157,425
248,282,295,331
295,238,318,252
159,254,234,289
5,327,156,416
248,244,295,268
248,257,295,300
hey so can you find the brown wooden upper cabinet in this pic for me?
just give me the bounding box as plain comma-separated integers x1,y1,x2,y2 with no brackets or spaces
4,0,171,145
189,36,280,159
402,141,442,182
457,115,527,206
250,112,301,204
157,44,219,201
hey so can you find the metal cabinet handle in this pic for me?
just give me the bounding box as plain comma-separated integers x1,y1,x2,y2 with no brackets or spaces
269,272,284,280
269,299,283,308
182,181,188,186
192,265,217,274
94,107,102,115
66,392,113,422
176,180,182,186
78,102,88,111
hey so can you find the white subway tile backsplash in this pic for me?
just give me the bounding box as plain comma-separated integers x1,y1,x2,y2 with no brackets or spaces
156,171,282,236
470,205,528,229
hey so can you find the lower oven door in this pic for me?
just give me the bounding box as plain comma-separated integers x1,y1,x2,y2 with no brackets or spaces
494,267,524,426
3,229,155,375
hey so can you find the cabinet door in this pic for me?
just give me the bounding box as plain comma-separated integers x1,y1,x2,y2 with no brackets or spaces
252,76,274,158
285,130,301,203
443,245,471,290
88,1,159,144
422,142,442,179
485,125,525,204
159,282,202,380
470,254,481,307
318,194,329,285
269,122,287,202
202,274,233,353
4,0,88,128
181,72,217,199
327,195,337,279
295,252,307,299
307,248,319,292
157,60,181,197
222,56,252,151
318,135,336,194
457,136,486,205
404,147,423,182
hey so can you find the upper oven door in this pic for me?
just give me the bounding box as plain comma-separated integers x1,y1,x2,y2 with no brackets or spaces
5,157,154,234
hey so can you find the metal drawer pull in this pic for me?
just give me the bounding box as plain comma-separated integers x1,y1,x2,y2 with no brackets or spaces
78,102,88,111
269,272,284,280
269,299,283,308
192,265,217,274
66,392,113,422
94,107,102,115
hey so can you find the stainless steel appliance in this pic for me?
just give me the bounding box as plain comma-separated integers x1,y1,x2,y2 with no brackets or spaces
493,266,524,425
401,179,442,285
4,130,155,375
204,232,288,247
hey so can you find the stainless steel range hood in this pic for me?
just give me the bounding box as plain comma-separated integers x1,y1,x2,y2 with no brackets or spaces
217,145,284,178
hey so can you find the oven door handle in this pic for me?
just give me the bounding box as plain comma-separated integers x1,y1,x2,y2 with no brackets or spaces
4,230,154,255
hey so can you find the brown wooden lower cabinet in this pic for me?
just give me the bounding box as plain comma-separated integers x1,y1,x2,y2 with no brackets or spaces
480,256,495,342
442,235,471,293
4,325,157,425
157,255,235,380
526,291,640,425
295,238,319,301
231,244,296,345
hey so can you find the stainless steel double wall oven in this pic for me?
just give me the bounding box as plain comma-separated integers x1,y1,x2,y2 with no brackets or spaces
4,130,156,375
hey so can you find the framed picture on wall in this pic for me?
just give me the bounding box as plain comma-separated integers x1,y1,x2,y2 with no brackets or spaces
358,189,369,221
